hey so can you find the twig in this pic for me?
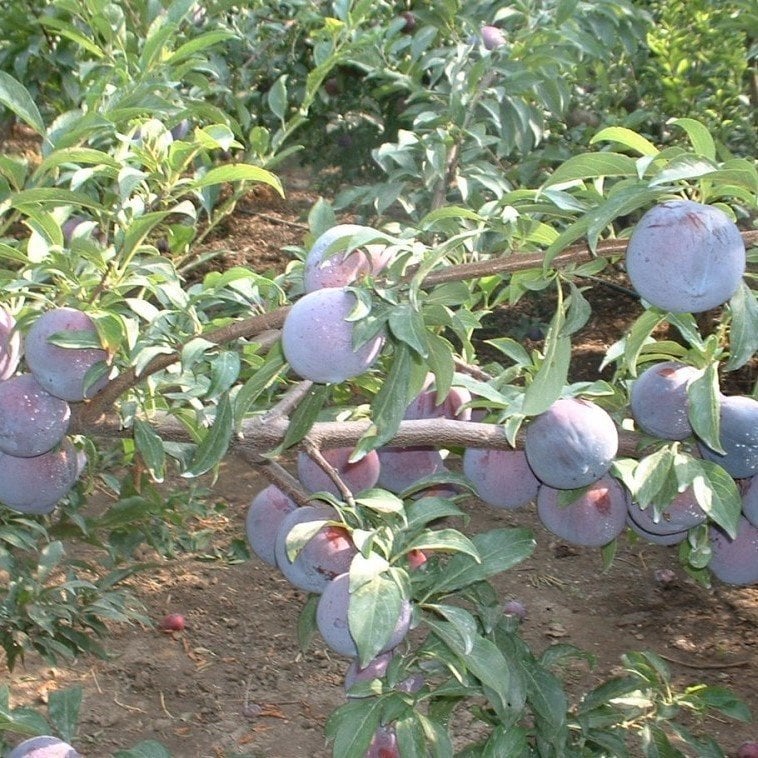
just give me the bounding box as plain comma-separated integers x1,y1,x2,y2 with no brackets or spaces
657,653,751,670
241,450,310,505
160,691,174,719
236,207,309,230
261,380,313,422
454,356,493,382
113,695,145,713
302,438,356,507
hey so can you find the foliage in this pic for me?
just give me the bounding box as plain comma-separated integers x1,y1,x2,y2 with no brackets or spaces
0,0,755,755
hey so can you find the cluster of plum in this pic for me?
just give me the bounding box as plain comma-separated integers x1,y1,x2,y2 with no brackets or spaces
0,306,111,515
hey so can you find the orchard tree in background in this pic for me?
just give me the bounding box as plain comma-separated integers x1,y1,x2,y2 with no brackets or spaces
0,0,756,756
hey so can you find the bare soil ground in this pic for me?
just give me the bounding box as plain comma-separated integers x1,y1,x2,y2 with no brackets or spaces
4,161,757,758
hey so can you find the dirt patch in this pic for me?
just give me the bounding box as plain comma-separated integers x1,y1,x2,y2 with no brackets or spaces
3,161,757,757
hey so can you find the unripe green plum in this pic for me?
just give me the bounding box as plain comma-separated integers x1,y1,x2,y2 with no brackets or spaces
0,374,71,457
697,394,758,478
463,448,540,510
316,572,411,657
537,476,629,547
297,446,380,497
281,288,385,384
0,306,21,380
708,516,758,586
303,225,392,292
0,439,81,514
274,505,357,594
245,485,298,566
625,200,745,314
25,307,111,401
629,361,702,440
525,397,618,489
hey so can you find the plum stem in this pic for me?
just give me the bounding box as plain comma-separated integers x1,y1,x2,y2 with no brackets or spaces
302,438,357,508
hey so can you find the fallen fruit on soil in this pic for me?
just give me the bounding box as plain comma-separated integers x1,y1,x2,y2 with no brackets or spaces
0,374,71,457
303,224,391,292
159,613,186,632
537,476,629,547
24,307,111,401
297,446,380,497
625,200,745,313
697,394,758,479
281,287,385,384
6,736,81,758
463,447,540,509
737,742,758,758
274,506,357,594
629,360,702,440
708,516,758,586
246,485,298,566
316,572,412,657
525,397,618,489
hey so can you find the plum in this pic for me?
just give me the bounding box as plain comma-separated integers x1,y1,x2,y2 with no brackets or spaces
0,306,21,380
245,485,297,566
627,487,706,535
274,505,357,594
625,200,745,314
480,25,506,50
159,612,185,632
0,439,81,514
366,724,399,758
629,361,702,440
376,446,446,494
344,651,393,694
281,287,385,384
462,448,540,510
524,397,618,489
708,516,758,586
626,516,689,546
0,374,71,457
400,11,416,33
316,572,411,657
743,476,758,527
737,743,758,758
297,446,380,497
537,476,630,547
403,380,472,421
6,736,81,757
503,599,527,621
25,307,111,401
697,394,758,479
303,224,392,292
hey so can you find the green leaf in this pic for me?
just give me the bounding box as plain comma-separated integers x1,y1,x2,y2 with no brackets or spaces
419,206,484,227
10,188,104,212
267,76,288,122
165,29,236,64
691,460,742,538
624,310,668,373
354,489,404,514
641,724,685,757
0,72,46,136
433,528,535,594
632,447,674,508
113,741,172,758
726,283,758,370
325,699,382,758
544,152,637,187
668,118,716,160
687,366,722,454
404,497,465,530
276,383,329,453
48,686,82,744
233,342,286,426
191,164,284,197
404,528,480,561
349,574,406,665
183,394,234,477
389,305,429,358
37,541,65,583
133,419,166,483
522,332,570,416
590,127,659,156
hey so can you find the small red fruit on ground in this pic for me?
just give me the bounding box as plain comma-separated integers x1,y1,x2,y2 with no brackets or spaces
159,613,186,632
